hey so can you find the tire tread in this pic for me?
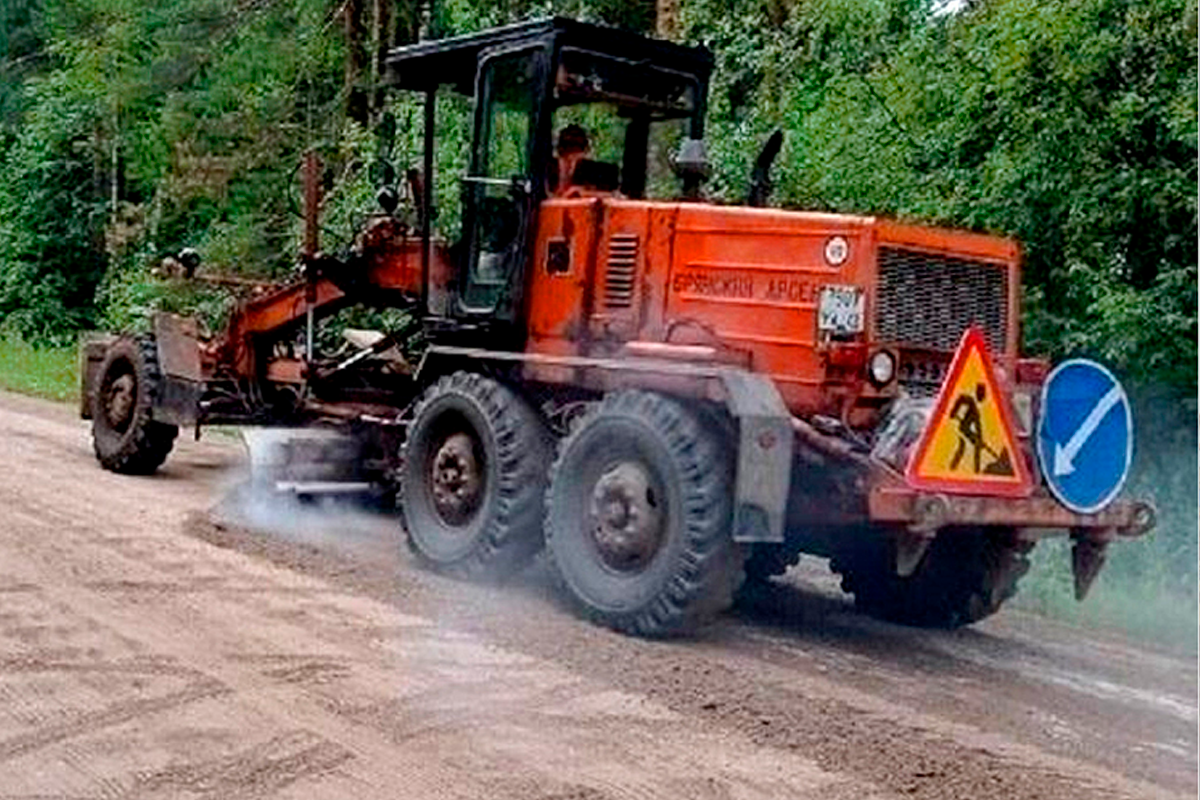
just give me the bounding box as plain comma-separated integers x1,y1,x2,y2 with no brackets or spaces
832,527,1030,628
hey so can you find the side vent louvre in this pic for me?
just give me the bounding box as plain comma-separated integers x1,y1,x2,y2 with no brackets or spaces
604,233,638,308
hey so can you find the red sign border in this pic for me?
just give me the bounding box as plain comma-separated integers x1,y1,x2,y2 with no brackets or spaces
905,327,1034,497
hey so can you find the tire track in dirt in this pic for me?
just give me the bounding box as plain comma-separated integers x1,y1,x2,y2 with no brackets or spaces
0,679,230,763
127,730,355,799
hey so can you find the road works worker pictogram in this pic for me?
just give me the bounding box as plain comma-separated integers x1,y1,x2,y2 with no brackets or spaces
948,383,1015,476
906,327,1032,497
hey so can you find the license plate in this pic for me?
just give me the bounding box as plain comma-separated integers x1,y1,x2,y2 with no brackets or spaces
818,285,865,335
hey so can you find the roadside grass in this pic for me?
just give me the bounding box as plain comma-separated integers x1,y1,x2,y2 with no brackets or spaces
0,337,78,402
1013,538,1199,656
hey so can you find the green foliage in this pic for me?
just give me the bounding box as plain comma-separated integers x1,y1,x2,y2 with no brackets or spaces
1016,536,1198,655
683,0,1196,645
0,54,108,343
1118,392,1198,595
97,257,233,334
437,0,654,35
1,0,346,341
6,0,1187,393
1018,388,1197,652
0,0,47,134
315,304,421,362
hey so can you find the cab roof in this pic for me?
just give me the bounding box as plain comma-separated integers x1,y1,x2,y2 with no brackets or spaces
384,17,714,95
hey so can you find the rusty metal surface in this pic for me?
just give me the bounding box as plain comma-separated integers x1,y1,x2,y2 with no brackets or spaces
300,399,407,421
791,415,876,472
213,222,444,381
428,343,725,381
875,221,1021,361
152,376,203,427
78,335,116,420
523,198,1024,425
1071,537,1109,601
303,151,321,259
153,313,203,381
265,358,304,384
868,485,1155,537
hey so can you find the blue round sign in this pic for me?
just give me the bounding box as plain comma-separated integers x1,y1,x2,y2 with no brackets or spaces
1036,359,1133,514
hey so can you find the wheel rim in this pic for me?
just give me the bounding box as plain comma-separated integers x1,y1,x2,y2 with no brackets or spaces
103,369,136,433
587,460,664,573
428,430,485,526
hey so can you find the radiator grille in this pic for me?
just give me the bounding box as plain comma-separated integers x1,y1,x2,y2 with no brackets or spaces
876,247,1009,353
604,233,638,308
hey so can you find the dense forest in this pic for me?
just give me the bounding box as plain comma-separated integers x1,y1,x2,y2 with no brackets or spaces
1,0,1196,622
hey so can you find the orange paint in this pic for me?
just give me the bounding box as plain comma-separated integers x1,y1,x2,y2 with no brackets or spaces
523,198,1020,419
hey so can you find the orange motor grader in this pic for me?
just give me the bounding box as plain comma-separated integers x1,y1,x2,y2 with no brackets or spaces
81,18,1153,635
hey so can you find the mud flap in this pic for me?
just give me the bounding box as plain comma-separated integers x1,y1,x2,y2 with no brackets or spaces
894,531,934,578
79,335,116,420
720,371,793,543
151,313,204,427
1071,531,1109,601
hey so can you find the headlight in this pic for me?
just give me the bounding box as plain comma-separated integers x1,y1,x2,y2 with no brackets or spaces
868,350,896,386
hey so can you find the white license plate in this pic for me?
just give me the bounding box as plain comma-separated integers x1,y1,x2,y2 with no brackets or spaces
818,286,865,335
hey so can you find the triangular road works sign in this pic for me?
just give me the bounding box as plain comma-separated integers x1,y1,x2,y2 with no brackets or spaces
906,327,1033,497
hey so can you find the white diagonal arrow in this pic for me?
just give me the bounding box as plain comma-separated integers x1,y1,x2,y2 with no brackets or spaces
1053,385,1123,477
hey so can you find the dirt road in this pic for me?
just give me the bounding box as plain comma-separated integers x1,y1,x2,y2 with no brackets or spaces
0,390,1194,799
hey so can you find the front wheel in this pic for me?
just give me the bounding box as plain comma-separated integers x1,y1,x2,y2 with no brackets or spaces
545,391,743,636
91,336,178,474
832,526,1031,628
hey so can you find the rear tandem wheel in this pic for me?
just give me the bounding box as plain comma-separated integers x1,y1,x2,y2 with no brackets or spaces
400,372,552,581
544,391,744,636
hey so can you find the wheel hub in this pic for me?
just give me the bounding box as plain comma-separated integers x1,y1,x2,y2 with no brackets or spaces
589,462,663,572
105,374,136,432
430,432,483,525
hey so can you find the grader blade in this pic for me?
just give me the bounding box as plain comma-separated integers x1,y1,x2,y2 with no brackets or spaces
240,428,368,497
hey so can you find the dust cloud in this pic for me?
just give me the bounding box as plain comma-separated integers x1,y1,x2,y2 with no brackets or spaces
203,428,561,628
208,428,402,563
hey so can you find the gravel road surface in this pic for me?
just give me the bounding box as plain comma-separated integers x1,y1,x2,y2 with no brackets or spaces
0,390,1194,799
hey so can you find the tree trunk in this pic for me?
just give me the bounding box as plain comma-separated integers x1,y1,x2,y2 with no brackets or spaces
371,0,391,114
656,0,679,40
343,0,369,125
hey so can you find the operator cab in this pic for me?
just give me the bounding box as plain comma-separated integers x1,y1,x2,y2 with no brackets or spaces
385,17,712,328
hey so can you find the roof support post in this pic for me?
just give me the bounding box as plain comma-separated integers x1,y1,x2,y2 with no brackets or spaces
421,88,435,315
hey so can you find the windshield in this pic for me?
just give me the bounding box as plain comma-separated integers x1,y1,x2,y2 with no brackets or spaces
550,48,700,200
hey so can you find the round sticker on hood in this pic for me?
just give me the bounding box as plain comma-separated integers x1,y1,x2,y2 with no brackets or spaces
824,236,849,266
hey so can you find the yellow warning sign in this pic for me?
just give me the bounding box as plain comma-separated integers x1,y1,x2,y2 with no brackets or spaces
906,327,1033,497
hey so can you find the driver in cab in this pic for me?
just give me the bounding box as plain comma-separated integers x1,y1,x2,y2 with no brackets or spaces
550,124,592,197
